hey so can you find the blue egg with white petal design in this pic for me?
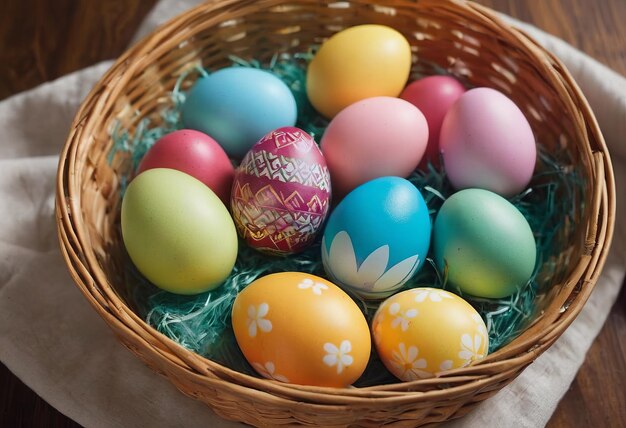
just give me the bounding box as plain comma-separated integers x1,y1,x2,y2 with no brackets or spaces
322,176,431,299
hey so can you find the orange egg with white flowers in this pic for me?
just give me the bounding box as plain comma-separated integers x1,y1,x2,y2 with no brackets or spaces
231,272,371,387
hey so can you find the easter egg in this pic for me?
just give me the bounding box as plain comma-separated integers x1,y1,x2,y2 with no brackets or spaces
400,76,466,169
320,97,428,198
232,272,371,387
433,189,536,298
182,67,297,159
322,177,431,299
121,168,238,294
440,87,537,196
136,129,234,204
231,127,331,255
307,24,412,118
372,288,489,381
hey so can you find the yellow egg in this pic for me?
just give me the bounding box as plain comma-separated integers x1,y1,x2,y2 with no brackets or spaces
372,288,488,381
231,273,371,387
306,24,412,118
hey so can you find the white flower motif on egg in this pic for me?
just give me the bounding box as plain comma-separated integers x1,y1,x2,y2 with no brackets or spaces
388,302,418,332
322,231,420,294
439,360,454,371
458,333,485,366
246,303,272,337
413,288,453,303
471,312,489,339
252,361,290,383
297,277,329,295
390,343,431,380
323,340,354,374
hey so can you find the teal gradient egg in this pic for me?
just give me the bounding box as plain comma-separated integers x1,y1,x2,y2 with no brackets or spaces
322,177,431,299
434,188,536,298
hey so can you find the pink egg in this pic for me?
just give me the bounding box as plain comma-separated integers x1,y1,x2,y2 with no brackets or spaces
320,96,428,198
440,88,536,196
231,126,331,255
136,129,234,204
400,76,466,169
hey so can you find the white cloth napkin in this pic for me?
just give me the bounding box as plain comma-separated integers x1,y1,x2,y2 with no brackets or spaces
1,1,624,427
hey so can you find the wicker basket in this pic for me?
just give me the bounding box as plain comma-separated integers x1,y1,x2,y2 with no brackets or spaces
56,0,615,426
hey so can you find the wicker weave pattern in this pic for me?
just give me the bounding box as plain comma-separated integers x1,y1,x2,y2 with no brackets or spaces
56,0,615,426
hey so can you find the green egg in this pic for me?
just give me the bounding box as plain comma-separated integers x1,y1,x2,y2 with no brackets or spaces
434,188,536,299
121,168,238,295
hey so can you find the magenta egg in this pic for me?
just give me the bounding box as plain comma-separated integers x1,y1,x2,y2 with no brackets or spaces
231,126,331,255
400,75,466,169
136,129,234,204
320,96,428,198
440,88,537,196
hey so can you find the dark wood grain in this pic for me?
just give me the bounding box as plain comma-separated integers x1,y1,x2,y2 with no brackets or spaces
0,0,157,100
0,1,624,427
0,368,81,428
480,0,626,76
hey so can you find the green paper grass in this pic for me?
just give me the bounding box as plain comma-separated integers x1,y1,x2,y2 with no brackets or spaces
110,52,581,385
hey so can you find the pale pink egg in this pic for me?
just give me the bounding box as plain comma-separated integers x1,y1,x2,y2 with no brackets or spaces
320,96,428,198
136,129,234,204
440,88,537,196
400,75,466,169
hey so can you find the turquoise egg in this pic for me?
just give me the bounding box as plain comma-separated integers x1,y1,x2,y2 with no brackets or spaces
322,177,431,299
433,188,537,298
181,67,297,159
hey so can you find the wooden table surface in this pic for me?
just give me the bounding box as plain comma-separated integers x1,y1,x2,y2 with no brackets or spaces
0,1,624,427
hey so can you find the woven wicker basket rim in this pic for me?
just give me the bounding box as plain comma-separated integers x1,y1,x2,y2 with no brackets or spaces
55,0,615,424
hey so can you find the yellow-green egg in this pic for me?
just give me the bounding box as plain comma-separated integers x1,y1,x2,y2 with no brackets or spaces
121,168,238,295
306,24,412,118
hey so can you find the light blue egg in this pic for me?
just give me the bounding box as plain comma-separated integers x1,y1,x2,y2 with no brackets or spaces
322,177,431,299
181,67,297,159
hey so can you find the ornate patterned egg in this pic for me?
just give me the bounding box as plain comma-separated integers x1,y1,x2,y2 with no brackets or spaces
231,272,371,387
231,126,331,255
372,288,489,381
322,177,431,299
